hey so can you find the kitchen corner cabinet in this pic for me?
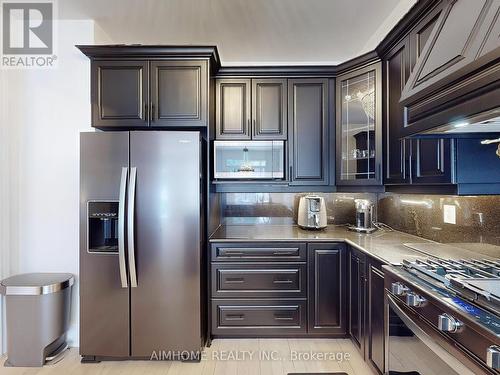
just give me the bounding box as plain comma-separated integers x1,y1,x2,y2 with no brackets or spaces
215,78,287,140
308,243,346,336
91,60,208,129
367,260,385,374
349,247,366,355
336,63,382,186
289,78,329,186
348,248,386,374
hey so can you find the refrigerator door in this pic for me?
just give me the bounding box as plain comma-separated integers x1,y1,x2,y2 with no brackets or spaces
130,131,201,357
80,132,130,358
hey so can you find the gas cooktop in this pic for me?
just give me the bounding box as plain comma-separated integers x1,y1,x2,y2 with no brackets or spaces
402,257,500,314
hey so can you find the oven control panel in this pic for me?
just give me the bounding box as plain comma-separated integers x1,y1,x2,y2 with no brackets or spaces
386,267,500,337
447,296,500,335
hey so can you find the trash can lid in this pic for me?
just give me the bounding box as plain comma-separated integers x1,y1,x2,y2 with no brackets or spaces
0,273,74,296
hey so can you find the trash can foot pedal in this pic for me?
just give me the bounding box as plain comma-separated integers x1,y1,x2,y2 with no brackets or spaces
45,343,68,365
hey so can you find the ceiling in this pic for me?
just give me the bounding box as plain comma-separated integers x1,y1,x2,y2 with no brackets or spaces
59,0,417,65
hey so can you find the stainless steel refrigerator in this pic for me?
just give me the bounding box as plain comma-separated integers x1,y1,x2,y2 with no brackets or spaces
80,131,202,361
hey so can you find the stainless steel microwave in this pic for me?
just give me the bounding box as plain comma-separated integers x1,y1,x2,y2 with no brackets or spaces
213,141,285,179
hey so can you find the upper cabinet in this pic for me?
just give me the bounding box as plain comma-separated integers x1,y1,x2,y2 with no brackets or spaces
215,79,251,139
252,79,288,140
336,63,382,186
216,78,287,140
400,0,500,135
91,60,150,128
150,61,208,127
78,45,219,129
289,78,329,186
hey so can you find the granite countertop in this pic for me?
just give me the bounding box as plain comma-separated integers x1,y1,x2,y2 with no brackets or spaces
210,224,434,265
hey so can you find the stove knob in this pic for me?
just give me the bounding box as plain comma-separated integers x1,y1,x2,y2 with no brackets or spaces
406,292,426,307
438,313,464,333
487,345,500,370
391,282,409,296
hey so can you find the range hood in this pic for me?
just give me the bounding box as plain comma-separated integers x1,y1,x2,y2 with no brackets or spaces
418,111,500,135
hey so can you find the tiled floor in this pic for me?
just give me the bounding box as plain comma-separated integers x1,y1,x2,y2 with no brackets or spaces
0,339,374,375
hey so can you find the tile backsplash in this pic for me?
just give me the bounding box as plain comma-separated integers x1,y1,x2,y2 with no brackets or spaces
221,192,377,225
378,193,500,246
219,192,500,247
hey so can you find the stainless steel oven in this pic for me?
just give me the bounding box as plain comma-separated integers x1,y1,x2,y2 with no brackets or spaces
385,293,476,375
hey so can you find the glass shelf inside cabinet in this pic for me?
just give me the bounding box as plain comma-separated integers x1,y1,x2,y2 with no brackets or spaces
340,70,376,181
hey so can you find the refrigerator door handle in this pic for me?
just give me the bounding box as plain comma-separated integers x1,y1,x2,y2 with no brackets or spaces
127,167,138,288
118,167,129,288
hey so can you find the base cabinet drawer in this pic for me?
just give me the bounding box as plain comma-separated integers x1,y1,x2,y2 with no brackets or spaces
211,242,306,262
211,263,306,298
212,299,307,336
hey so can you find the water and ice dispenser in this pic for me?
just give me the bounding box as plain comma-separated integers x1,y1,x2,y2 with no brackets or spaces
87,201,119,253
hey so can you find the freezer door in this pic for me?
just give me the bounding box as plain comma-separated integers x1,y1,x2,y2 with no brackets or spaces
80,132,130,358
130,131,201,357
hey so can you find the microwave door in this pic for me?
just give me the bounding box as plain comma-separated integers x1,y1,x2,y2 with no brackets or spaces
386,295,475,375
214,141,284,179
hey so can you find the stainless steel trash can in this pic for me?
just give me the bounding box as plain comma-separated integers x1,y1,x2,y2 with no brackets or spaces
0,273,74,367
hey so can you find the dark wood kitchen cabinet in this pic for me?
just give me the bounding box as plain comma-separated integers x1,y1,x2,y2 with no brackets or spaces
367,260,385,374
384,38,411,184
150,60,208,127
215,79,251,139
288,78,329,186
410,138,454,184
215,78,287,140
252,79,287,140
347,246,386,374
91,60,208,129
383,3,455,187
336,63,382,186
209,241,346,338
349,247,366,355
307,243,346,336
80,45,217,129
91,60,149,128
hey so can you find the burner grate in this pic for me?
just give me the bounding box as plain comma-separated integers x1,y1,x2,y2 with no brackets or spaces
403,257,500,312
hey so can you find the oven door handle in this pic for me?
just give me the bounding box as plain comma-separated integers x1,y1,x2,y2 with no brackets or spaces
387,294,474,375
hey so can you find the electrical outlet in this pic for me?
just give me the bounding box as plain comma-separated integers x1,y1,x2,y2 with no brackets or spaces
443,204,456,224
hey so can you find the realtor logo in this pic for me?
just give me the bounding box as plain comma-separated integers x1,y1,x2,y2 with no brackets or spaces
1,0,57,68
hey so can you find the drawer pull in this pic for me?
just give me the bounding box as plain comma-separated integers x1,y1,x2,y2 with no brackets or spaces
225,314,245,321
273,249,298,255
274,314,294,321
224,251,244,256
273,279,293,284
225,277,245,284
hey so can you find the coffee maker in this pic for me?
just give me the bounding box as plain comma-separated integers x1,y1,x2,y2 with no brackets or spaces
348,199,376,233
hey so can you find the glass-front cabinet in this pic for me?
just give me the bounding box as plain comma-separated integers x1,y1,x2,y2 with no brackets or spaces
214,141,285,180
336,63,382,185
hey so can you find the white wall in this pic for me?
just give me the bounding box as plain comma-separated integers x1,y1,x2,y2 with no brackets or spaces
0,20,94,351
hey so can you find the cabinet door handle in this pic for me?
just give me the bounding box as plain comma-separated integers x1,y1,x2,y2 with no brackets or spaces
144,102,148,122
273,279,293,284
150,102,155,122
